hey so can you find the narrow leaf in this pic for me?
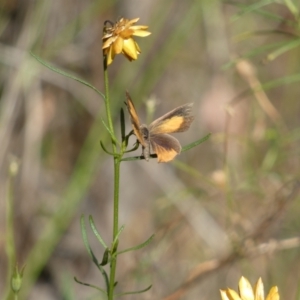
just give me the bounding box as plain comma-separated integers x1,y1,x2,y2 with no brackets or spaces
284,0,298,18
120,108,126,143
262,73,300,90
124,142,140,154
117,234,155,255
223,40,289,69
100,141,115,156
74,277,106,295
80,215,101,267
80,216,109,290
30,52,105,99
100,248,109,266
80,215,93,259
89,215,107,249
111,225,125,254
267,38,300,61
182,133,211,152
115,284,152,297
230,0,273,22
101,118,119,146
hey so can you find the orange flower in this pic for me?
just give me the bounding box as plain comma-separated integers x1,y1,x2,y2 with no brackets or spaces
220,276,280,300
102,17,151,65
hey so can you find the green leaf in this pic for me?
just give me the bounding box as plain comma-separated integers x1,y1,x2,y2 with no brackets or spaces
74,277,106,295
250,7,293,22
100,248,109,266
267,38,300,61
89,215,107,249
111,225,125,254
100,141,116,156
101,118,119,146
182,133,211,152
123,142,140,154
261,72,300,90
80,215,100,266
117,234,155,255
30,52,105,99
115,284,152,297
80,216,110,292
120,108,126,144
284,0,299,18
230,0,274,22
223,40,289,70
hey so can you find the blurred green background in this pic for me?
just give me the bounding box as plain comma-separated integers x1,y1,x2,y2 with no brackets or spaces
1,0,300,299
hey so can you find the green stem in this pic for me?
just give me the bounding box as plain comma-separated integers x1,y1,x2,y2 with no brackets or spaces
103,60,116,149
103,57,121,300
108,157,121,299
112,157,121,239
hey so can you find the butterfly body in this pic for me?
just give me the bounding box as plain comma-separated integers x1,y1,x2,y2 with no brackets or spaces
126,92,194,163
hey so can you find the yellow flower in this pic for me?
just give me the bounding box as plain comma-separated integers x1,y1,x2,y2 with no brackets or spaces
102,17,151,65
220,276,280,300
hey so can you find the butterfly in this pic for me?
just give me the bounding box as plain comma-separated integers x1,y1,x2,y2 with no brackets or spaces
126,92,194,163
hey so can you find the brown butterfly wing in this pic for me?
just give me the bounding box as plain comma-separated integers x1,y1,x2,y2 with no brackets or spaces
126,92,146,147
150,134,181,163
149,103,194,135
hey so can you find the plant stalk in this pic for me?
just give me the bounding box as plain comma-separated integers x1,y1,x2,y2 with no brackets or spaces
103,57,121,300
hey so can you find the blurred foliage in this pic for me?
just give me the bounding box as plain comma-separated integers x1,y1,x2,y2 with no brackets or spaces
0,0,300,299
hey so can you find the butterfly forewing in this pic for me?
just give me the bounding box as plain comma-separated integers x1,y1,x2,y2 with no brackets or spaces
149,103,194,135
126,92,146,147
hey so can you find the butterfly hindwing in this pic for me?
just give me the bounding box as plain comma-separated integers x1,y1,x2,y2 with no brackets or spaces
150,133,181,163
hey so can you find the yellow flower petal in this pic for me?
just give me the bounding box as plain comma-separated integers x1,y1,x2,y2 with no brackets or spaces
225,288,243,300
134,40,141,53
102,17,150,65
220,290,231,300
220,277,280,300
130,25,149,30
266,286,279,300
127,17,139,25
119,28,135,39
254,278,265,300
102,36,115,49
106,45,114,65
113,36,124,54
132,29,151,37
122,38,138,60
239,277,255,300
